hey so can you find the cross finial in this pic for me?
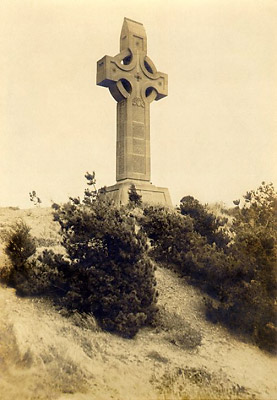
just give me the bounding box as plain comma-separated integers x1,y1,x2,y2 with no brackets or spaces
120,17,147,53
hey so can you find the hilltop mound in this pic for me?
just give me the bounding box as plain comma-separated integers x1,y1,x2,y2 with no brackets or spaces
1,268,276,399
0,207,276,399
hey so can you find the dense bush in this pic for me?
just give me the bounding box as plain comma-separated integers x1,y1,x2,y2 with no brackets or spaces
4,220,36,270
13,250,69,297
3,192,158,338
179,195,229,248
128,184,142,207
140,205,231,297
140,184,277,353
206,183,277,352
2,177,276,350
141,205,198,264
49,198,158,337
1,220,36,287
2,172,158,338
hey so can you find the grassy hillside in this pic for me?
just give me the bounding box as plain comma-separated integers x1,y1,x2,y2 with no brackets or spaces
0,207,276,400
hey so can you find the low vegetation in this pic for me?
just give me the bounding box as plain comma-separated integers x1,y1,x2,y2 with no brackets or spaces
2,220,36,288
1,177,276,352
141,182,277,353
1,177,157,338
208,182,277,352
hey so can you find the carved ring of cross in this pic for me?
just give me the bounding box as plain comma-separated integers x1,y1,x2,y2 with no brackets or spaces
107,48,166,105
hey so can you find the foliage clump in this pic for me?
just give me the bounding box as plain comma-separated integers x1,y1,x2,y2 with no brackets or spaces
140,205,230,297
1,220,36,288
2,175,276,351
179,195,229,248
206,182,277,352
128,184,142,207
2,174,158,338
50,197,158,337
140,183,277,353
29,190,42,206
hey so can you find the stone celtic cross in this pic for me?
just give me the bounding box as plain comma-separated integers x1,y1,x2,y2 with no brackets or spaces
97,17,168,183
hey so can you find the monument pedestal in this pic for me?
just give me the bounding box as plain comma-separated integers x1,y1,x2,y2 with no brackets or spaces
104,179,172,207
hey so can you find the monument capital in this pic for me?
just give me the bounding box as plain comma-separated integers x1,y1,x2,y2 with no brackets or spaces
97,18,168,105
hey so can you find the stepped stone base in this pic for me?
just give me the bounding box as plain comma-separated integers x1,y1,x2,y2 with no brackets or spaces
104,179,172,207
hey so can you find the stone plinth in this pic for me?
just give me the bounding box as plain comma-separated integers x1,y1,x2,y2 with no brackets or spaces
104,180,172,207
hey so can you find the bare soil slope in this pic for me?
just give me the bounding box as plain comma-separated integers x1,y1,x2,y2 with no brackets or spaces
0,207,276,400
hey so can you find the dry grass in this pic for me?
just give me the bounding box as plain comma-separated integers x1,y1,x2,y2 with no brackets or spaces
0,207,276,400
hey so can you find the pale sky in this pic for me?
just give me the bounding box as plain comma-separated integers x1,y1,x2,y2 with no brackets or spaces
1,0,276,208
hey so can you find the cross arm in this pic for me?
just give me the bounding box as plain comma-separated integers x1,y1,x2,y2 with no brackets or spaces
139,56,168,102
148,71,168,101
97,49,135,86
97,50,138,102
96,55,116,88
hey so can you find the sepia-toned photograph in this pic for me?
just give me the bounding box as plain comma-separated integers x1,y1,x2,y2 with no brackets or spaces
0,1,276,399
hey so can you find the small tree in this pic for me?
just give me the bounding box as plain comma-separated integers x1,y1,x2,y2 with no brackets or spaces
179,195,229,248
128,184,142,207
3,220,36,286
230,182,277,297
29,191,42,206
140,205,232,296
68,171,98,206
52,198,157,337
3,172,158,338
49,173,156,337
83,171,98,204
207,182,277,352
5,221,36,270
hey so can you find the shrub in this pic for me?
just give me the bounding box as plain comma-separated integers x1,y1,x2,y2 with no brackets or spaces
179,195,229,248
140,205,230,296
140,205,198,264
140,187,277,353
48,198,158,337
2,173,158,338
29,190,42,206
128,184,142,207
4,220,36,269
206,183,277,352
2,220,36,287
13,249,69,297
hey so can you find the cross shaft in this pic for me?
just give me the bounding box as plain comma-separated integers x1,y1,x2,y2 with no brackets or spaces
97,17,168,182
